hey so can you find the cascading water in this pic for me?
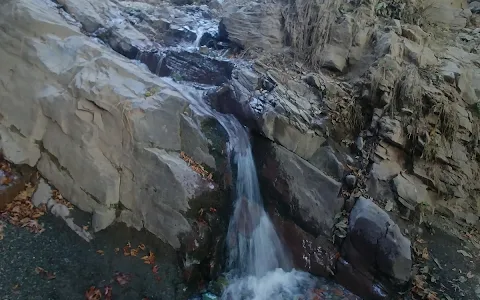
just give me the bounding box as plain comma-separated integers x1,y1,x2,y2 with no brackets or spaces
162,79,317,300
221,144,316,300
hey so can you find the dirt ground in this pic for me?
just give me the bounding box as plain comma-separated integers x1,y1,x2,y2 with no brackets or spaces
408,215,480,300
0,212,188,300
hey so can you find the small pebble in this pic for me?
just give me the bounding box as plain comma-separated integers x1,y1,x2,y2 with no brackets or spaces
345,174,357,189
355,136,364,151
345,195,357,212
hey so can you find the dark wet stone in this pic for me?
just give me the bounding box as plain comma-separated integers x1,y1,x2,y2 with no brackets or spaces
308,146,345,181
161,27,197,47
345,174,357,189
157,51,234,85
270,212,337,278
137,51,162,74
253,136,343,238
95,28,141,59
198,32,216,48
345,197,412,283
206,85,260,132
171,0,195,5
335,259,388,300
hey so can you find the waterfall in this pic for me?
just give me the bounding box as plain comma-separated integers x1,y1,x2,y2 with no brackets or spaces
161,79,316,299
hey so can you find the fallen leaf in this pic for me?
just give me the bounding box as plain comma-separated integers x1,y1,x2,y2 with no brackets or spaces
0,176,12,185
141,251,155,265
457,249,473,258
130,248,138,257
209,207,217,213
85,286,102,300
83,225,89,231
138,244,146,251
152,265,159,274
123,245,131,256
422,248,430,260
114,272,132,286
12,284,19,290
96,250,104,255
426,292,439,300
35,267,56,280
114,247,120,253
104,286,112,300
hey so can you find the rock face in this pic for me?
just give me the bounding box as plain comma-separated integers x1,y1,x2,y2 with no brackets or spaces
424,0,471,29
0,0,229,259
270,212,337,278
343,197,412,283
219,1,284,50
210,64,329,162
254,137,343,237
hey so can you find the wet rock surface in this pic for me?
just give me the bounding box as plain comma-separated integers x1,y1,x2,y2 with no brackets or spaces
253,136,343,237
2,0,480,298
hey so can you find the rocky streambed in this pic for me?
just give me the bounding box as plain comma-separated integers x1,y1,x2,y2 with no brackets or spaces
2,0,480,299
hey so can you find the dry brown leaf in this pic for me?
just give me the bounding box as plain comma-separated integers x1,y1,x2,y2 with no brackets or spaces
141,251,155,265
180,151,212,180
104,286,112,300
85,286,102,300
130,248,138,257
114,272,131,286
123,246,131,256
138,244,146,251
1,176,12,185
422,248,430,260
35,267,56,280
96,250,104,255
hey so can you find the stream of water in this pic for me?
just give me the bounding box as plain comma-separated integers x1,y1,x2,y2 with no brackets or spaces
161,79,317,299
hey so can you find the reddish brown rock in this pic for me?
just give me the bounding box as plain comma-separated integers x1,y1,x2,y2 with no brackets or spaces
335,258,388,300
270,212,337,278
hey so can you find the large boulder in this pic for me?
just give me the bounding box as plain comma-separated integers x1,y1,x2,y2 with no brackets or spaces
210,66,328,161
254,137,343,237
0,0,229,262
219,1,284,50
424,0,472,30
343,197,412,284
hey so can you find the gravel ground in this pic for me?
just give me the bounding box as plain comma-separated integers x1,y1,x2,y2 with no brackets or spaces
0,211,187,300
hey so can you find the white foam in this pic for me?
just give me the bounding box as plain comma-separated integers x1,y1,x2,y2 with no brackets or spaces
222,268,316,300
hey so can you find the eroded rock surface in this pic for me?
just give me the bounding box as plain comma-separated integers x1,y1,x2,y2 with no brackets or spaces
0,0,228,255
344,197,412,284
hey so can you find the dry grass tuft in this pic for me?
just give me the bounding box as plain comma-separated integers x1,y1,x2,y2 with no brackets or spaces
282,0,342,68
432,101,459,143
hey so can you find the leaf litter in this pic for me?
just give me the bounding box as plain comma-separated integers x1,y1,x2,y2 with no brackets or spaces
1,183,46,234
35,267,56,280
84,242,160,298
